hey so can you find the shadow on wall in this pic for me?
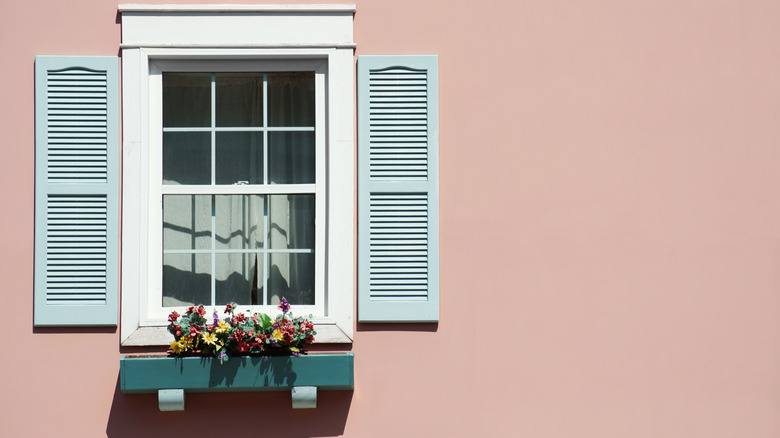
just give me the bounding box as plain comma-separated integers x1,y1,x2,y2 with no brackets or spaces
106,374,354,438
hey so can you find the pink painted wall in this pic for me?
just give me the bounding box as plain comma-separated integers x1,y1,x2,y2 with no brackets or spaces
3,0,780,436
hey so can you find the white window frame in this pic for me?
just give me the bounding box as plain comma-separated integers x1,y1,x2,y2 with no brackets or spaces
119,5,355,345
150,59,327,319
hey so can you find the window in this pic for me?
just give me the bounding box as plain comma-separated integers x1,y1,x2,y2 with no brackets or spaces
153,62,325,319
119,6,355,345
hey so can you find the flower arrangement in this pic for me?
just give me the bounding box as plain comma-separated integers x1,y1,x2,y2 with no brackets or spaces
167,298,316,363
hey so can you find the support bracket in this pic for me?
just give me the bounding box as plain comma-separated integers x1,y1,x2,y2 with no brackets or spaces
158,389,185,411
291,386,317,409
156,387,318,411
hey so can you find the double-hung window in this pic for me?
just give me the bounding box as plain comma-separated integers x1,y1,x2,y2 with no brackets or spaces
119,6,356,345
154,62,325,317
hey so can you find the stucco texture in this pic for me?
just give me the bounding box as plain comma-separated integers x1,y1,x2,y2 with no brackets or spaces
3,0,780,437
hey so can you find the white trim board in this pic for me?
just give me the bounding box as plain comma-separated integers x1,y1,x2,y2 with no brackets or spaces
120,6,354,48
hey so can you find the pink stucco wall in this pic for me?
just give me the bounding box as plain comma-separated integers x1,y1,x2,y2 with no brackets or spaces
4,0,780,436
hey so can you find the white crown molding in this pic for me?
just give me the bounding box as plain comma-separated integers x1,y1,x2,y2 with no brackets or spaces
120,5,354,47
118,4,356,13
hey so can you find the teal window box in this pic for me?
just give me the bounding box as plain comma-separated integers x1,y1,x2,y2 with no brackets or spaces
120,353,353,410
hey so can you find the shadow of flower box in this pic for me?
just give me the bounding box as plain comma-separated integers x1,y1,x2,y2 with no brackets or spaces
120,353,354,394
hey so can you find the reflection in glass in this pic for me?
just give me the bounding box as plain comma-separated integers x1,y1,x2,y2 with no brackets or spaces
215,195,264,250
216,74,263,127
268,72,315,127
163,195,212,250
163,73,211,127
268,253,314,305
216,132,264,185
268,132,315,184
163,253,211,306
163,132,211,185
216,253,262,305
269,194,314,249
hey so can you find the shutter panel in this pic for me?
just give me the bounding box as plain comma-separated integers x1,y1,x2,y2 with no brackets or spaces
34,56,119,326
357,55,439,322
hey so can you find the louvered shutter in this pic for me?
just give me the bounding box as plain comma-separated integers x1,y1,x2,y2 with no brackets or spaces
34,56,119,326
357,55,439,322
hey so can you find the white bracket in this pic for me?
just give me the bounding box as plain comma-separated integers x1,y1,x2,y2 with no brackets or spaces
158,389,185,411
291,386,317,409
156,387,318,410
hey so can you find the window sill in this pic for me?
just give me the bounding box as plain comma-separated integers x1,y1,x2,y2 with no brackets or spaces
121,323,352,346
120,353,354,393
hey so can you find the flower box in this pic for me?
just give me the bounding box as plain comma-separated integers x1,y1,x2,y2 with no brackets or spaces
120,353,353,410
120,353,354,394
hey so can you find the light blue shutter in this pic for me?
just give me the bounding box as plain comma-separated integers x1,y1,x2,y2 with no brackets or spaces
34,56,119,326
357,55,439,322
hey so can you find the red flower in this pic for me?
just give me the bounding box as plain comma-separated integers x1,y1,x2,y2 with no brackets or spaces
196,306,206,317
168,311,180,323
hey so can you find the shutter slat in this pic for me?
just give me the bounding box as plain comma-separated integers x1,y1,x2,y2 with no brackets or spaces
44,63,110,185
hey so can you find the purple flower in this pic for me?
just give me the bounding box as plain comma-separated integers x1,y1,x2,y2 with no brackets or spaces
278,297,290,313
213,310,219,326
218,350,228,364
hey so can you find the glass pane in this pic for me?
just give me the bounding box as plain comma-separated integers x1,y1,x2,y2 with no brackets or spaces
269,194,314,249
268,72,315,127
163,73,211,127
215,253,262,306
163,253,211,306
268,131,315,184
268,253,314,305
163,132,211,185
215,74,263,127
215,195,264,250
216,132,264,185
163,195,212,250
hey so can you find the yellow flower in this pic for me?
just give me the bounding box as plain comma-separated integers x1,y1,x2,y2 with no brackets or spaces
215,321,230,334
272,329,283,341
170,341,185,354
180,336,193,350
202,332,217,346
